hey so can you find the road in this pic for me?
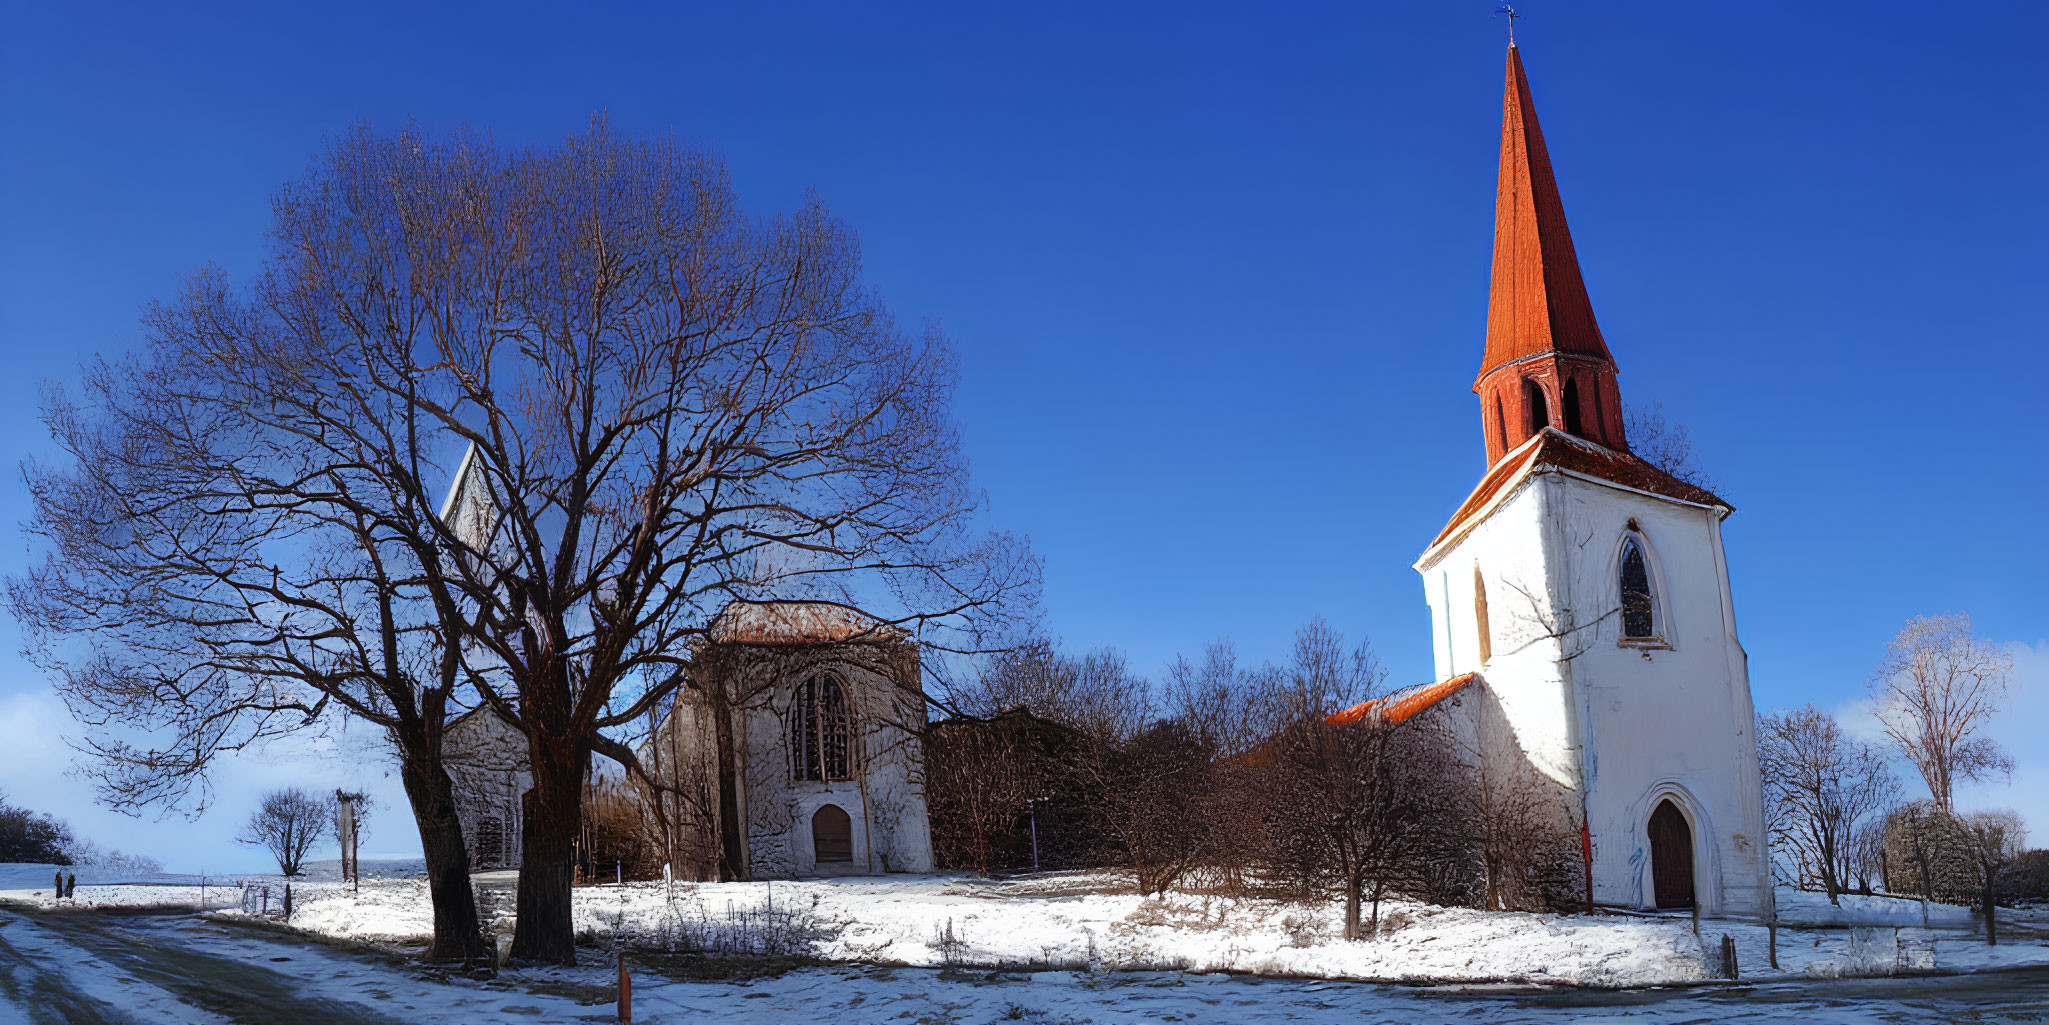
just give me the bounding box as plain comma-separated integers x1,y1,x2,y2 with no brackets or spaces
2,904,2045,1024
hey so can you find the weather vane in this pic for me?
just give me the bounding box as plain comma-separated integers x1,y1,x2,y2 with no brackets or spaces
1494,4,1521,46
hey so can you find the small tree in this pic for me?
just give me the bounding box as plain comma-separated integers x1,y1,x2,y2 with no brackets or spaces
1956,811,2026,945
1094,719,1216,897
1882,801,1974,908
1254,620,1465,939
1757,704,1899,904
1869,613,2013,814
238,789,334,877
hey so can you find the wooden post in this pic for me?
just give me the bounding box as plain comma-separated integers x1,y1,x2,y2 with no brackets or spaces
1719,933,1738,979
616,950,632,1024
284,884,293,921
1580,817,1594,915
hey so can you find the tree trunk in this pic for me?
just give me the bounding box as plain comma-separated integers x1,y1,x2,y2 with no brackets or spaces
510,728,586,965
712,683,747,882
1983,875,1998,946
397,746,491,964
1343,876,1362,941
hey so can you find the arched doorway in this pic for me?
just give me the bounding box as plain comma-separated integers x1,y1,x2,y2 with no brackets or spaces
812,804,853,865
1648,799,1695,909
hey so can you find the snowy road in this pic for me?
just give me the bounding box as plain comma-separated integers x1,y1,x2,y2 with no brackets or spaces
1,904,2045,1024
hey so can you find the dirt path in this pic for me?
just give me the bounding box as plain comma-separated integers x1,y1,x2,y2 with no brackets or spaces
0,906,613,1024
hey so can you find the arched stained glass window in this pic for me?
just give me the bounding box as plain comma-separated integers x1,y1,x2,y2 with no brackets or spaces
790,674,854,781
1620,537,1656,638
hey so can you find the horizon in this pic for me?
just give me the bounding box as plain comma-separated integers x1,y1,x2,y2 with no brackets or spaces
1,2,2043,873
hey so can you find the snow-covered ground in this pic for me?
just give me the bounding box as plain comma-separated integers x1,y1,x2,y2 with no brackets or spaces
9,868,2040,987
4,901,2046,1024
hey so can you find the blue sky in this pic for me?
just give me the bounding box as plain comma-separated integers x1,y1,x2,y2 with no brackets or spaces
2,2,2043,871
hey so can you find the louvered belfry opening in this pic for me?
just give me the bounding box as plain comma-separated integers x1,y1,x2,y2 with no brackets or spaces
791,673,855,781
812,804,853,864
1648,800,1696,909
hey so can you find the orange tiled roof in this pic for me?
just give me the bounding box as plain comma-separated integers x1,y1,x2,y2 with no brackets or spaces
1478,45,1614,387
709,600,904,646
1328,673,1478,726
1425,429,1729,555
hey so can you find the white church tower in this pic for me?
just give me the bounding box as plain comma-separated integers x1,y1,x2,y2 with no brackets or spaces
1414,45,1772,917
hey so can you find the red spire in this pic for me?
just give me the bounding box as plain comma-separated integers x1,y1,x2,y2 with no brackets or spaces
1473,45,1627,465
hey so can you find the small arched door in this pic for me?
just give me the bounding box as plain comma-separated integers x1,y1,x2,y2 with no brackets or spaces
1648,800,1695,909
812,804,853,864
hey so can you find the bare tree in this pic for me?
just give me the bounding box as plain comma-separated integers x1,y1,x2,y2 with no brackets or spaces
1462,700,1580,912
1092,719,1216,897
1845,816,1888,895
8,195,502,959
1255,620,1461,939
11,120,1033,965
1869,613,2013,814
1956,810,2026,945
1757,704,1899,904
1622,401,1718,493
1882,800,1975,924
368,123,1034,964
237,788,334,877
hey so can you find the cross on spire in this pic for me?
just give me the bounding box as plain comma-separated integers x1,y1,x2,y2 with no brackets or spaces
1494,4,1521,47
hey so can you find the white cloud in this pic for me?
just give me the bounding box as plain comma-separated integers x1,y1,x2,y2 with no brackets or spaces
1832,637,2049,841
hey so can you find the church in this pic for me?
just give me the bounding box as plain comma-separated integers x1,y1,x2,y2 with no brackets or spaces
1382,45,1773,918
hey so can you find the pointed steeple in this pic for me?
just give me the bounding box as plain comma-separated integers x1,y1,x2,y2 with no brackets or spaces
1474,45,1628,465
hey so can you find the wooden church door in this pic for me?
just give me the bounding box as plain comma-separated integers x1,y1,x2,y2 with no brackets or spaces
812,804,853,864
1648,800,1695,909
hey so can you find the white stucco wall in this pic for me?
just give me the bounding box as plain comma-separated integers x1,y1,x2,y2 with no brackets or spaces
1417,467,1771,918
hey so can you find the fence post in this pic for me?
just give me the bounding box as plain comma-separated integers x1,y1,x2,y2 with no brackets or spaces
1719,933,1738,979
284,884,293,921
616,949,632,1023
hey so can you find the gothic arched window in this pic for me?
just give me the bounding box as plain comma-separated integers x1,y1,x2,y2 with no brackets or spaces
1473,566,1493,664
1525,379,1549,435
1563,378,1584,437
1620,536,1657,639
791,674,854,781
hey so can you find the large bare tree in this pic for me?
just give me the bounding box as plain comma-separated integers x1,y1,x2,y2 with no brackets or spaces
11,120,1032,966
1869,613,2012,814
380,123,1033,963
1757,704,1898,904
9,219,503,960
